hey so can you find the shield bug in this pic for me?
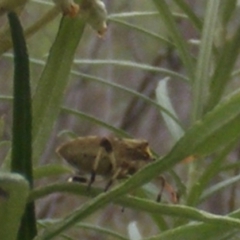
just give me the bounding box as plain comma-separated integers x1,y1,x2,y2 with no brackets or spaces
56,136,177,203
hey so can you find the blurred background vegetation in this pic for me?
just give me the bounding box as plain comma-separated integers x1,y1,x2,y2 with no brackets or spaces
2,0,240,239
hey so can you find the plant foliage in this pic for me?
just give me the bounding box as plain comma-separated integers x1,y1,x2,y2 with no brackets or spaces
1,0,240,239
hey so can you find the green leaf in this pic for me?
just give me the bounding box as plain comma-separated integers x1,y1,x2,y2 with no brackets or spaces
172,0,202,30
33,164,72,180
220,0,237,25
28,182,240,226
32,14,85,163
9,11,32,184
33,88,240,239
73,59,188,82
39,219,128,240
61,107,130,137
108,17,173,46
187,139,239,206
0,173,29,240
144,224,235,240
183,90,240,157
152,0,194,79
206,23,240,112
31,183,240,240
145,207,240,240
192,0,220,119
8,11,37,239
156,77,184,142
201,174,240,203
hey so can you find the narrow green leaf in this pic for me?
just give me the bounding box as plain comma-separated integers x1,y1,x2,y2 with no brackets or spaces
109,11,160,18
61,107,130,137
31,182,240,240
8,11,37,239
206,23,240,112
66,72,184,128
144,224,235,240
39,219,128,240
152,0,194,79
172,0,202,30
33,164,72,180
156,77,184,142
109,18,173,46
32,14,85,163
220,161,240,172
220,0,237,25
0,68,185,130
177,90,240,158
146,206,240,240
76,223,128,240
73,59,189,82
187,139,239,206
0,173,29,240
109,11,188,19
192,0,220,119
28,182,240,227
8,11,32,183
201,174,240,203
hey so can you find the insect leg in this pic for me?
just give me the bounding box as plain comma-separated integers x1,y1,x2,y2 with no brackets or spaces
88,137,115,190
100,137,117,172
104,168,122,192
88,147,104,190
156,176,178,203
156,176,165,202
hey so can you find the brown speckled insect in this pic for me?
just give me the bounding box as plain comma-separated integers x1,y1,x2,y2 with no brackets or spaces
56,136,177,203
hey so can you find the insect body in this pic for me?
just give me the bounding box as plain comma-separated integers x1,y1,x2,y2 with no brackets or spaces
57,136,153,191
57,136,177,203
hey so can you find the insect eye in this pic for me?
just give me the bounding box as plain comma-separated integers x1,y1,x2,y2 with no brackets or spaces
138,148,152,159
143,152,150,158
